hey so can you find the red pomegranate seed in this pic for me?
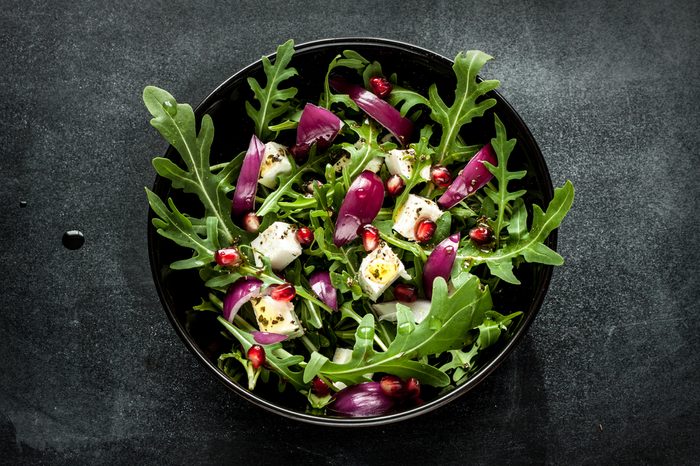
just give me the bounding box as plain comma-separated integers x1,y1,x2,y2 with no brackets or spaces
379,375,404,398
247,345,265,369
394,283,417,303
369,76,393,99
469,225,493,245
405,377,421,399
214,247,242,267
296,226,314,247
414,219,437,243
430,165,452,188
242,212,261,233
385,174,405,197
357,224,380,252
311,377,330,397
270,283,296,302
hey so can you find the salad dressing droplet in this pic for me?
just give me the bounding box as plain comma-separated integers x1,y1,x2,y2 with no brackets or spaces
62,230,85,250
162,100,178,116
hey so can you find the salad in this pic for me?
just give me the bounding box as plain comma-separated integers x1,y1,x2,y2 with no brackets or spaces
144,40,574,417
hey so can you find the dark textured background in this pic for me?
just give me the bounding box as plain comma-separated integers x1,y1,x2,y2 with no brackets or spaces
1,0,699,464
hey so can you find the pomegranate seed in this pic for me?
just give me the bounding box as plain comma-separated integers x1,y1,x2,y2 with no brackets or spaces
369,76,393,99
394,283,417,303
214,247,242,267
270,283,296,302
296,226,314,247
385,174,405,197
430,165,452,188
242,212,261,233
414,219,437,243
379,375,404,398
357,224,380,252
311,377,330,397
405,377,421,399
469,225,493,245
247,345,265,369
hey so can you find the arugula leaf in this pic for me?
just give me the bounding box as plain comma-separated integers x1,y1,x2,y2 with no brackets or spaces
392,125,434,220
340,120,385,182
245,39,298,140
428,51,500,162
146,189,219,269
311,275,492,387
218,317,306,390
387,85,431,117
459,181,575,284
144,86,245,245
320,50,368,110
483,115,527,243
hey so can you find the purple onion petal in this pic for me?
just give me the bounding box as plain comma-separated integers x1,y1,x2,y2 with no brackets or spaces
309,271,338,311
333,171,384,247
294,103,343,157
423,233,460,299
437,144,497,210
329,76,413,146
252,331,288,345
231,135,265,219
328,382,395,417
223,277,263,322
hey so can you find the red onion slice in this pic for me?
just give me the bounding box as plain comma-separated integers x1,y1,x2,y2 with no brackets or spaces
309,270,338,311
329,76,413,146
252,331,288,345
231,135,265,219
292,103,343,157
222,277,263,322
333,171,384,247
328,382,395,417
438,144,498,209
437,144,497,209
423,233,460,299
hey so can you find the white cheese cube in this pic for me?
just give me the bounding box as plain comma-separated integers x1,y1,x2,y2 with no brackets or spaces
251,296,301,335
251,221,302,270
358,242,409,301
259,142,292,188
333,154,383,173
373,300,432,324
386,149,430,180
332,348,353,364
393,194,443,241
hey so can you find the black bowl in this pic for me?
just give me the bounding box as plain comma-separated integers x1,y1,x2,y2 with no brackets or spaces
148,38,556,426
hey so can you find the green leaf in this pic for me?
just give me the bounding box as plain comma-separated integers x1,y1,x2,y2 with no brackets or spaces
483,114,527,242
144,86,245,245
387,85,431,117
316,275,492,387
459,181,575,284
245,39,298,140
320,50,368,110
303,352,329,383
218,317,306,390
340,120,385,183
392,125,434,221
507,198,527,241
428,50,500,162
146,189,219,268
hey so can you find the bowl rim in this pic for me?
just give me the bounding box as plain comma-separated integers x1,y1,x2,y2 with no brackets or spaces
148,37,556,427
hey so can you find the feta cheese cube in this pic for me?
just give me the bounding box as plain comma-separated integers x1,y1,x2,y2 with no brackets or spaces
332,347,353,364
372,300,432,323
251,296,301,335
386,149,430,180
333,154,383,173
259,142,292,188
393,194,443,241
251,221,302,270
358,242,409,301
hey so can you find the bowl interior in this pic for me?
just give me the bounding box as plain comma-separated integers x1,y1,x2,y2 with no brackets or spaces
148,38,555,426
